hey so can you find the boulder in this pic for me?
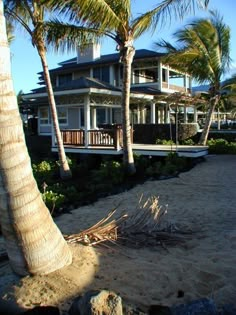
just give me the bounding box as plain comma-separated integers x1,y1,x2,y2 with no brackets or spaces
69,290,123,315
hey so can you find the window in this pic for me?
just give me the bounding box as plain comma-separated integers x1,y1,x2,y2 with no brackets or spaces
58,73,72,86
93,66,110,83
133,68,158,84
57,107,68,125
97,108,106,125
39,107,50,125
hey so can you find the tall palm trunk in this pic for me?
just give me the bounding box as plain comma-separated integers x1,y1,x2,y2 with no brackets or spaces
198,95,220,145
37,46,72,179
0,0,72,275
121,45,136,175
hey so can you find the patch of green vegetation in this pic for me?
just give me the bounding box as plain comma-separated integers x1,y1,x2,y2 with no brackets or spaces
207,138,236,154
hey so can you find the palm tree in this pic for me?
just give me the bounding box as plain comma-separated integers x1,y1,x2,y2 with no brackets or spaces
44,0,209,174
4,0,73,179
0,0,72,275
156,11,231,145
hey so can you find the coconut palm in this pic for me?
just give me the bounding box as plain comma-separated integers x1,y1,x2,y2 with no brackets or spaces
4,0,74,179
44,0,209,174
156,10,231,145
0,0,72,275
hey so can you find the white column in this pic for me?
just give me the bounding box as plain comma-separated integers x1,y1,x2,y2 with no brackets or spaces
150,102,156,124
164,103,169,123
166,67,170,89
193,106,198,123
184,106,188,123
160,107,164,123
137,104,141,124
91,107,96,129
84,95,91,147
158,61,162,91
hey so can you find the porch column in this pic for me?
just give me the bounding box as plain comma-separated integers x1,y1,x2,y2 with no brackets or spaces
158,61,162,90
150,102,156,124
164,103,170,123
193,106,198,123
137,105,141,124
84,95,91,147
160,107,164,123
141,106,146,123
184,106,188,123
91,107,96,129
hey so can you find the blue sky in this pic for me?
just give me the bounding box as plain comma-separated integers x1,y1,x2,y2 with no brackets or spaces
9,0,236,94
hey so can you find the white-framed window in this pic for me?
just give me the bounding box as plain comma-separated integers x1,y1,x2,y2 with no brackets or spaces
39,107,50,125
57,107,68,125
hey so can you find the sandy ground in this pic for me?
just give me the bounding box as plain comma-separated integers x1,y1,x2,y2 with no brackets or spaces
0,154,236,314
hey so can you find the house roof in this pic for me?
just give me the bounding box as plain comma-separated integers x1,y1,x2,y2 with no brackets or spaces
59,49,164,66
29,77,122,94
38,49,165,77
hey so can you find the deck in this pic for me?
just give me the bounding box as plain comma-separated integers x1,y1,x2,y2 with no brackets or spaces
51,128,208,158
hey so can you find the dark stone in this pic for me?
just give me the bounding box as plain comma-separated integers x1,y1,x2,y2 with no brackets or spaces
171,298,218,315
21,306,60,315
148,304,172,314
69,290,123,315
218,304,236,315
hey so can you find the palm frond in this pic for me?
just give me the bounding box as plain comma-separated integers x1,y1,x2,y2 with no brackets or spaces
131,0,209,39
155,10,231,87
45,19,103,53
45,0,123,33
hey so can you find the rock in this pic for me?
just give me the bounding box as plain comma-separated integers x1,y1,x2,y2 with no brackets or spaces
171,298,218,315
69,290,123,315
148,304,172,314
218,304,236,315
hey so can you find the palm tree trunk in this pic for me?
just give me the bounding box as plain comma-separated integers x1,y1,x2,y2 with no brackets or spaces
38,48,72,180
121,46,136,175
0,1,72,275
198,95,220,145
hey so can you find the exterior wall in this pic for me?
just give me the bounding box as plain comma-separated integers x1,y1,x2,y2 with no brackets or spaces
39,125,51,135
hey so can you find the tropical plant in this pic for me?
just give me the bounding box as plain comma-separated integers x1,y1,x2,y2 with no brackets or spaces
0,0,72,275
156,10,231,145
4,0,74,179
43,0,209,174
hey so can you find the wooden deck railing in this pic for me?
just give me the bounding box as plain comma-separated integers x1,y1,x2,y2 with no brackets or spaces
61,127,124,150
61,129,85,145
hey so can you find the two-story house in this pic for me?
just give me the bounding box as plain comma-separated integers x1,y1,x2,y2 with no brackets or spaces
24,44,207,157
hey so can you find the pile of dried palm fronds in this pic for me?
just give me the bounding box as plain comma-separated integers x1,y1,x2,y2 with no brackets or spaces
64,195,192,249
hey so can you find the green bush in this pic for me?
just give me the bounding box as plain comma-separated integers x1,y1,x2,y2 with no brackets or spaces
32,160,56,185
42,190,65,213
91,160,124,185
156,138,175,145
207,138,236,154
181,138,195,145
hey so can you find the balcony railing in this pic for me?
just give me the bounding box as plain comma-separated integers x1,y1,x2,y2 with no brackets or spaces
61,127,125,150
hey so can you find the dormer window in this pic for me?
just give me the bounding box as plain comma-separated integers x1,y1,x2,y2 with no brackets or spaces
93,66,110,83
58,73,72,86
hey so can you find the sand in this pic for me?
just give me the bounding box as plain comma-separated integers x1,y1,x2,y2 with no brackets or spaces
0,154,236,314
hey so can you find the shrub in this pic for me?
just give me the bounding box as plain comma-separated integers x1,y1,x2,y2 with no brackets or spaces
156,139,175,145
42,190,65,213
91,160,125,185
207,138,236,154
